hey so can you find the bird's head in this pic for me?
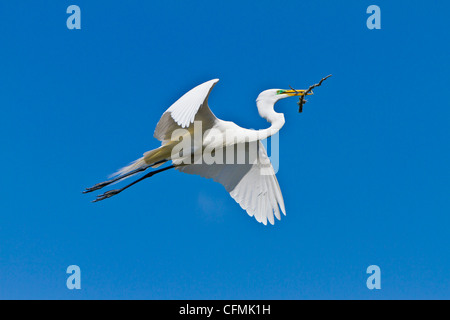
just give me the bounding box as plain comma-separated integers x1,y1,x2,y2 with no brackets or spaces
255,88,313,121
256,88,313,104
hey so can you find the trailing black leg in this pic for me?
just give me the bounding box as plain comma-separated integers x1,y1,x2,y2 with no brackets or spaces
92,165,177,202
83,159,167,194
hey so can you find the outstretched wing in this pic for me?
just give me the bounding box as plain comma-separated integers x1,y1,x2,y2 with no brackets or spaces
154,79,219,142
177,142,286,225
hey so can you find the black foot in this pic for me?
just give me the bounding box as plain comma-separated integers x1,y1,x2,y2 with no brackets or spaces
83,181,112,194
92,189,122,202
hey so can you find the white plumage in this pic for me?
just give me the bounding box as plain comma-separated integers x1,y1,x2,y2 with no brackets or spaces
160,79,219,128
178,141,285,225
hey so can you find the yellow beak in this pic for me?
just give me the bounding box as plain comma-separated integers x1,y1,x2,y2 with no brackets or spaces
283,89,313,97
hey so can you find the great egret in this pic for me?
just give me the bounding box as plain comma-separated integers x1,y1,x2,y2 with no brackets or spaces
84,79,312,225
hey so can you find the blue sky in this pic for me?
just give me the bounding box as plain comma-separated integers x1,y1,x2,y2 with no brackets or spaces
0,0,449,299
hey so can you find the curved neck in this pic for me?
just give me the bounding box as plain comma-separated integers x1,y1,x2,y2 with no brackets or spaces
255,98,285,140
221,98,285,145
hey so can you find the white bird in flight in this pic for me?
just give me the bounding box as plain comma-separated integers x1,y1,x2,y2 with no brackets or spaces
84,79,313,225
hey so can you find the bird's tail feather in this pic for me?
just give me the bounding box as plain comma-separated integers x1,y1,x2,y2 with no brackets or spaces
109,146,171,180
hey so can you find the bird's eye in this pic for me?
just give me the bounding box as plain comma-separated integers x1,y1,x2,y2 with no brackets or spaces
277,90,285,95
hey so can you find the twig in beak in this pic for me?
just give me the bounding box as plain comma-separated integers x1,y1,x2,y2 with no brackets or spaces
295,74,332,113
